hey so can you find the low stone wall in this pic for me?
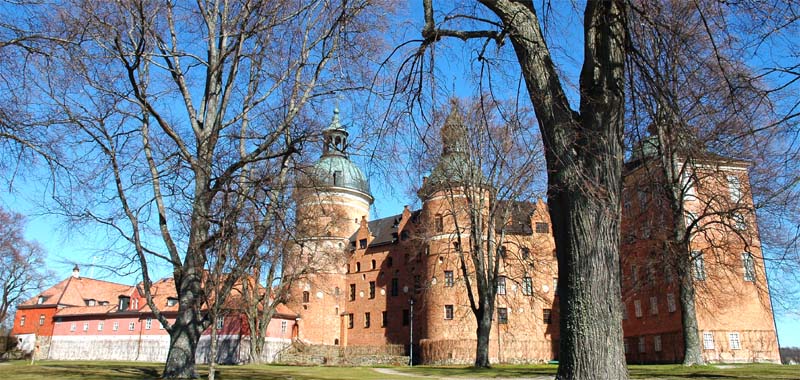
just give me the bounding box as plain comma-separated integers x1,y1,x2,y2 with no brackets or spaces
276,343,409,366
419,338,553,365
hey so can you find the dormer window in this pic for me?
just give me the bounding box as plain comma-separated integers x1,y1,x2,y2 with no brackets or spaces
118,296,130,311
359,239,367,249
333,170,342,186
37,296,46,304
167,298,178,307
86,299,96,306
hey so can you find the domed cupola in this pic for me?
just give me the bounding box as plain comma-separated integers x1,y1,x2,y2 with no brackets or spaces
419,101,487,199
308,108,373,201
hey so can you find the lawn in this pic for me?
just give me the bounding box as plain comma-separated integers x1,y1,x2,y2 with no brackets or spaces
0,361,797,379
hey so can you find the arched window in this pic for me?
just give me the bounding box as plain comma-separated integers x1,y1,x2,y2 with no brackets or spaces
371,260,376,270
356,262,361,272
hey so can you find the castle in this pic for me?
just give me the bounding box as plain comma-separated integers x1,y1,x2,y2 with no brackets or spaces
12,106,780,365
285,106,780,364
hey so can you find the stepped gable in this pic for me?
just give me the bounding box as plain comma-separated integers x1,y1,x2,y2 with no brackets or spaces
349,209,420,248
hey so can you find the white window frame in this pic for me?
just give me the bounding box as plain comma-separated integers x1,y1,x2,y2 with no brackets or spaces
280,320,288,334
128,322,135,331
654,335,662,352
693,252,706,281
667,293,676,313
742,252,755,282
70,322,76,332
634,299,642,318
522,277,533,296
703,332,715,350
113,321,119,331
216,317,224,330
145,318,152,330
728,174,742,203
638,336,646,353
98,321,104,331
649,296,658,315
83,322,89,332
496,276,506,295
728,332,741,350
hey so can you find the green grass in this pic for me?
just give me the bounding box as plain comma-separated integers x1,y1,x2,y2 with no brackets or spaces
0,361,421,380
0,361,797,379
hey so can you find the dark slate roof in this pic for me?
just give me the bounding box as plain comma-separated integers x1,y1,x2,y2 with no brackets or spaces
350,213,404,248
495,200,536,234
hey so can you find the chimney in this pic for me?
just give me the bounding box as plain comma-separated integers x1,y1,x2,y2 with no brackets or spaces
72,265,80,279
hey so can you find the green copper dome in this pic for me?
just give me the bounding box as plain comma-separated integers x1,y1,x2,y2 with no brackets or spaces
305,108,372,199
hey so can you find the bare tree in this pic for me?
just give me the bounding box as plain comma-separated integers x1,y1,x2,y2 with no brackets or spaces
626,0,798,364
408,1,629,378
415,99,544,367
0,207,50,327
12,1,388,377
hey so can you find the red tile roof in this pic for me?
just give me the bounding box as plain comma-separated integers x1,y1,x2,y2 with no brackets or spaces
20,276,132,308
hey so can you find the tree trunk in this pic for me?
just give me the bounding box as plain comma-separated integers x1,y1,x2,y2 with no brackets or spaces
163,283,204,379
474,309,492,368
208,318,218,380
677,258,704,365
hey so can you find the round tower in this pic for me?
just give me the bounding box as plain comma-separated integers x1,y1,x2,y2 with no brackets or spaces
416,103,492,361
288,108,373,346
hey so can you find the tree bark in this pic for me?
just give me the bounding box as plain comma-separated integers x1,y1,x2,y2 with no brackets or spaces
208,317,219,380
164,274,205,379
474,309,492,368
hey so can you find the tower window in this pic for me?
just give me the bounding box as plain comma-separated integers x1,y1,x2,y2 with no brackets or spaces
535,222,549,234
349,284,356,301
742,252,755,282
444,305,454,320
543,308,552,324
444,271,454,287
521,247,530,259
302,291,310,303
496,276,506,295
369,281,376,299
333,170,342,186
434,214,443,232
391,278,399,296
497,308,508,324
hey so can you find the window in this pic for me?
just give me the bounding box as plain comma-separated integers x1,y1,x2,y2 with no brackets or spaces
303,291,310,303
682,171,697,198
542,308,552,324
20,316,25,326
167,298,178,307
733,212,747,230
37,296,45,304
281,320,287,334
553,277,559,295
693,252,706,280
356,262,361,272
86,299,96,306
364,312,371,328
434,214,443,232
444,271,454,287
347,314,354,329
649,296,658,315
634,299,642,318
144,317,152,330
624,339,630,354
497,307,509,324
333,170,342,186
39,314,45,326
129,322,136,331
535,222,549,234
98,321,104,331
522,277,533,296
452,241,460,251
703,332,715,350
742,252,755,282
70,322,76,332
216,317,224,330
113,322,119,331
382,311,387,327
631,265,639,284
521,247,531,259
359,239,367,249
118,296,130,311
334,287,340,296
667,293,676,313
728,332,741,350
444,305,454,320
391,278,399,296
654,335,662,352
497,276,506,295
638,336,646,353
728,174,742,203
369,281,376,299
402,310,410,326
637,190,648,209
371,259,376,270
349,284,356,301
83,322,89,332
